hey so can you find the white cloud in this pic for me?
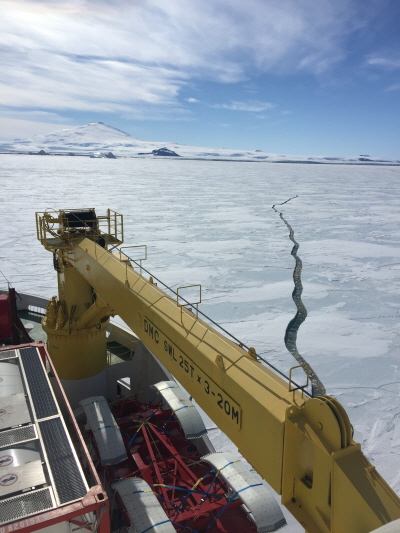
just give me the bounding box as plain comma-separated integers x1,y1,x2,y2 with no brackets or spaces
211,100,275,112
0,109,70,122
0,55,188,111
0,117,72,140
0,0,370,119
366,53,400,92
186,98,199,103
385,83,400,92
367,56,400,69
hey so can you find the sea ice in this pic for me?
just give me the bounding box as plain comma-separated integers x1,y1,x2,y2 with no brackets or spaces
1,155,399,531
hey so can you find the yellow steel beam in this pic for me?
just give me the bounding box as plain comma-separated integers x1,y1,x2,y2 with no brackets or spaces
70,237,400,533
74,297,112,329
74,237,295,493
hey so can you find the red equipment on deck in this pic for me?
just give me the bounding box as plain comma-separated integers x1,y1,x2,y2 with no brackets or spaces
0,294,12,341
86,398,259,533
0,289,32,344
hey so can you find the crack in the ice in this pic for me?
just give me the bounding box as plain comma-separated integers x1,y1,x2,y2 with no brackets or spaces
273,197,326,397
334,382,400,391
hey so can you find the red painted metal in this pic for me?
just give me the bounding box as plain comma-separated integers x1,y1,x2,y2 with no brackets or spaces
0,289,32,344
0,294,12,341
85,398,259,533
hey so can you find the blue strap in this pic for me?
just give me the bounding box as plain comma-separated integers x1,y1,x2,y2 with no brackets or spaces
162,405,189,427
237,483,263,493
205,483,263,531
195,461,235,506
174,405,189,412
178,470,215,510
140,520,171,533
146,385,175,407
154,493,180,509
94,424,116,432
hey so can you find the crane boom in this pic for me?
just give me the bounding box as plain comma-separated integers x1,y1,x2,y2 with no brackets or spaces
37,209,400,533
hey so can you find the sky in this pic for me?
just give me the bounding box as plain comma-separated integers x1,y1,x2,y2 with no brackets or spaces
0,0,399,159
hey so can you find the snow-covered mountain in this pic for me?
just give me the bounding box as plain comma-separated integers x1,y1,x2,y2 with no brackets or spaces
0,121,398,164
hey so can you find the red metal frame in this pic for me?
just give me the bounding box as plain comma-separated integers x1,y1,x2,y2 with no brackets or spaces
0,342,110,533
86,398,257,533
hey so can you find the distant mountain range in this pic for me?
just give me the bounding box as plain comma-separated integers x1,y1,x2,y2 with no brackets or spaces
0,122,398,164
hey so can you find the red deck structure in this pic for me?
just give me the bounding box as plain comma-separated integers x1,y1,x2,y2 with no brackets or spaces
85,397,258,533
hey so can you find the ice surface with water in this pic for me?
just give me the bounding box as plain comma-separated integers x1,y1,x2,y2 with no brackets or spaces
1,155,400,531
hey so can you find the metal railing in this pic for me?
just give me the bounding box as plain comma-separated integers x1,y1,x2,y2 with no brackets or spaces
36,208,123,252
117,246,312,398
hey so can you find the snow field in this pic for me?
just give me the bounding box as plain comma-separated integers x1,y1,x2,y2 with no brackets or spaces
1,155,400,531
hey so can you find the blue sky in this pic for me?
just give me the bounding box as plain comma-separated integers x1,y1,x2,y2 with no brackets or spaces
1,0,399,158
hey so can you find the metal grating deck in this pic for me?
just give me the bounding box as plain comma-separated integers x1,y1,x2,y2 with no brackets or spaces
19,347,58,420
0,342,102,529
0,424,37,449
39,417,88,505
0,487,55,526
0,349,17,360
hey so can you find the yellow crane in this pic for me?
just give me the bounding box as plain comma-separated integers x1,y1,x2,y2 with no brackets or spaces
36,208,400,533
